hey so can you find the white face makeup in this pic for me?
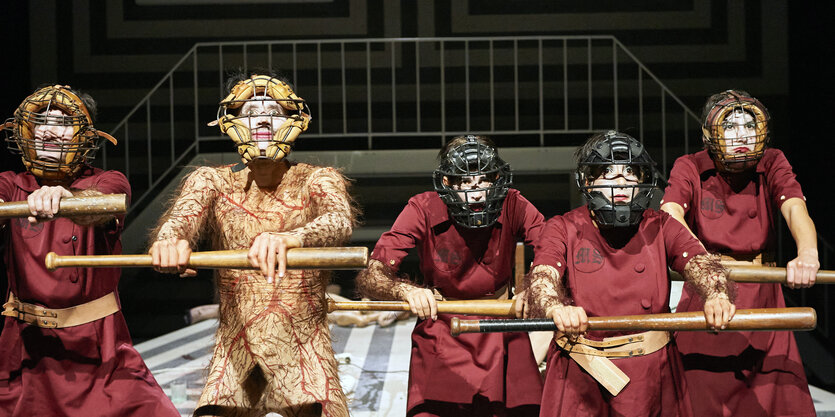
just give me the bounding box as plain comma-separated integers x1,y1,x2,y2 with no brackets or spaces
239,96,288,150
721,110,758,155
446,174,493,210
589,164,640,204
33,109,74,162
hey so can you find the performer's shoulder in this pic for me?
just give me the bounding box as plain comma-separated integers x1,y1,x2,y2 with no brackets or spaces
294,162,350,181
410,191,442,206
0,170,21,182
186,165,227,180
672,150,710,171
561,205,589,221
642,207,665,222
759,147,791,168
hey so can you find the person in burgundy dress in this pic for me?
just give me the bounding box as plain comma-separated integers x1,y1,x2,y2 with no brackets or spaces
527,130,735,417
0,85,179,416
661,89,818,416
356,135,544,416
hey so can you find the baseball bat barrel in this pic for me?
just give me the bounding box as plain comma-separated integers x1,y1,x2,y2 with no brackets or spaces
0,194,127,218
449,307,817,336
327,299,518,316
45,247,368,271
669,266,834,284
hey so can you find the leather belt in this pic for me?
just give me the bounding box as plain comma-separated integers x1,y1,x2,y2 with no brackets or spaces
2,292,119,328
555,330,670,358
554,330,671,396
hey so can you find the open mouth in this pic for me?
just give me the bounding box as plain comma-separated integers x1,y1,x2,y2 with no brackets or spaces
469,203,485,212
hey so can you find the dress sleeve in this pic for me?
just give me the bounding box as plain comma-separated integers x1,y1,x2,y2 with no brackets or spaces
281,167,355,247
532,217,569,277
527,217,571,318
0,172,15,202
85,170,131,229
0,172,14,227
153,167,220,246
661,212,707,273
356,198,427,300
662,213,735,302
662,156,697,213
765,150,805,209
513,192,546,246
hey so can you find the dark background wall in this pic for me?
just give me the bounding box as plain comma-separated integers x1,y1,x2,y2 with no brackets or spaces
2,0,831,237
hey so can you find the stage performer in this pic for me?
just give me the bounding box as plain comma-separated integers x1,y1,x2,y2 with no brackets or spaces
356,135,544,417
661,90,817,416
527,130,735,417
0,85,179,416
150,71,354,417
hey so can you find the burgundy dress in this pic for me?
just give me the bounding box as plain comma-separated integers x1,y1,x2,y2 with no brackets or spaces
532,206,705,417
363,189,544,415
0,167,179,417
663,149,815,417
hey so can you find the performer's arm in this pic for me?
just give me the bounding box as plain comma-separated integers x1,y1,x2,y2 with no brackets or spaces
247,167,355,283
357,259,438,320
25,171,131,226
356,198,437,320
526,264,587,336
780,198,818,288
768,151,818,288
0,172,14,228
150,167,218,276
279,167,355,247
660,202,697,238
660,157,698,238
664,214,736,329
527,217,587,335
512,193,545,318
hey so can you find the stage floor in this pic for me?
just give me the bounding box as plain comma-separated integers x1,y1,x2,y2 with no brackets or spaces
135,318,835,417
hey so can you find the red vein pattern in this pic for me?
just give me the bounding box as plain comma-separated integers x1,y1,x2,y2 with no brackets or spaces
155,163,354,416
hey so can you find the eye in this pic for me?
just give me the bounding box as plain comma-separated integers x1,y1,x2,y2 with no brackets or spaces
745,122,756,129
722,122,735,130
624,166,634,175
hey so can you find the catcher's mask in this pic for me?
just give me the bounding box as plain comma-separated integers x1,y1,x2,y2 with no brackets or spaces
433,136,512,229
3,85,116,181
210,75,311,171
576,131,657,228
701,90,770,173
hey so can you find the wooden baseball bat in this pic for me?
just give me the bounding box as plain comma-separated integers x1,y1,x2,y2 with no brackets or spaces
45,247,368,271
328,299,518,317
0,194,127,218
669,266,834,284
449,307,817,336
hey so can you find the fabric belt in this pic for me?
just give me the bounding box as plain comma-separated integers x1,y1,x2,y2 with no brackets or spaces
2,292,119,328
720,252,775,266
554,330,671,396
436,283,509,301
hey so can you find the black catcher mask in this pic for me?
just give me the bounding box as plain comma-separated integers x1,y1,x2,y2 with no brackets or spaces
576,131,657,228
433,136,512,228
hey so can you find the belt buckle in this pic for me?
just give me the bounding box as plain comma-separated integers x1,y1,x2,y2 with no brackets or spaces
1,300,24,320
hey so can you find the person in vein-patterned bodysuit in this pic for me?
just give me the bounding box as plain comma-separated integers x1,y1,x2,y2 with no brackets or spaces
150,71,354,417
